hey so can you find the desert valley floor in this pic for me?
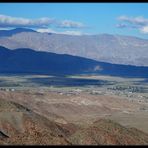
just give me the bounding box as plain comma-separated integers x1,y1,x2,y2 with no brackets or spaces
0,74,148,145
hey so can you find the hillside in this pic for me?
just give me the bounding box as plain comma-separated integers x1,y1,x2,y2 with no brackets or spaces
0,46,148,77
0,98,148,145
0,28,148,66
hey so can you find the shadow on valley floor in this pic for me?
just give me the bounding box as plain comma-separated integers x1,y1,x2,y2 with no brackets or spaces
27,76,113,87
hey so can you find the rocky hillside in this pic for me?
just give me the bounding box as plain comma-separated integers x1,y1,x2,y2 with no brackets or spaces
0,28,148,66
0,98,148,145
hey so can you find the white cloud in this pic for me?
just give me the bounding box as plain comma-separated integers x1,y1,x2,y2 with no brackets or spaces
0,14,54,28
140,26,148,34
116,23,128,28
60,30,84,36
37,28,55,33
93,65,102,71
118,15,148,26
37,28,86,36
117,15,148,34
0,14,86,29
58,20,85,28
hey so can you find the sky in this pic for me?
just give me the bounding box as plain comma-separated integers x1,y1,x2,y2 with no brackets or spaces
0,3,148,38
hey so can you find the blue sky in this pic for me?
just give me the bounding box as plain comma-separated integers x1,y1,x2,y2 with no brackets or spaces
0,3,148,38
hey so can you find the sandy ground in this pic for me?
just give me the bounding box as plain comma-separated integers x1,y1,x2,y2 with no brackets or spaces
105,110,148,133
0,89,147,133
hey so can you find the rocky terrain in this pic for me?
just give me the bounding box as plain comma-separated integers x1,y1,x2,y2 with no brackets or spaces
0,28,148,66
0,97,148,145
0,98,70,145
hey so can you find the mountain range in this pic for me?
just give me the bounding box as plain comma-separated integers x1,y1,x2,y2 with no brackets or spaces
0,46,148,78
0,28,148,66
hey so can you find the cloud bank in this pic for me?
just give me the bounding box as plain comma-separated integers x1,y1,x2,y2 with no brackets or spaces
118,16,148,26
117,15,148,34
0,14,54,28
37,28,86,36
58,20,85,28
0,14,85,29
140,26,148,34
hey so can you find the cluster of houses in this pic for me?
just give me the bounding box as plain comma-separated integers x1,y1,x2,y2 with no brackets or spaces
56,88,83,96
0,88,15,92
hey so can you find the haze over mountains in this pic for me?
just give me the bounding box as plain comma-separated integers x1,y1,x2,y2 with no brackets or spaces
0,28,148,66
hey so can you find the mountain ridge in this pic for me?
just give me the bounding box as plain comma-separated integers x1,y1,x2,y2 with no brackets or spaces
0,28,148,66
0,46,148,78
0,28,36,37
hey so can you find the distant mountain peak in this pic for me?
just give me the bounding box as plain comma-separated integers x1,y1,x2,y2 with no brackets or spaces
12,27,36,33
0,27,36,37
